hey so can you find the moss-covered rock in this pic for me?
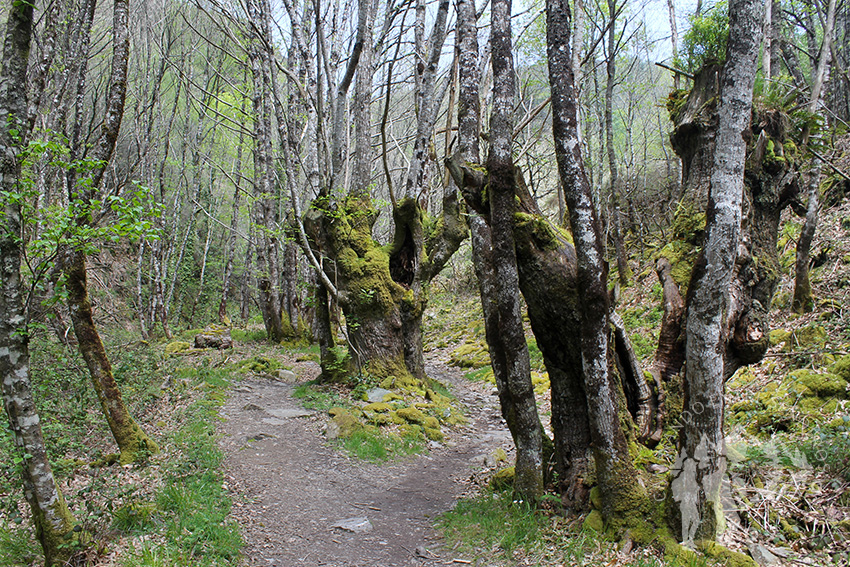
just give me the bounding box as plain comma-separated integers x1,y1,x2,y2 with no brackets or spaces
424,426,444,441
831,354,850,382
491,466,515,491
583,510,604,533
789,369,848,398
329,411,363,439
396,406,427,425
165,341,191,354
449,341,490,368
363,402,392,413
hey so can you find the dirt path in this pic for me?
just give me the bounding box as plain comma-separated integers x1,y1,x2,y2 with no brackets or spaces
220,356,512,567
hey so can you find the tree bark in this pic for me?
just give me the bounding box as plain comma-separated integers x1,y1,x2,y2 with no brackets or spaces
792,169,819,312
546,0,646,523
0,5,79,564
64,0,159,464
672,0,763,544
486,0,544,502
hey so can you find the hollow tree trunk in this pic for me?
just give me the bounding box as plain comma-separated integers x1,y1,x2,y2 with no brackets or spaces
0,5,79,563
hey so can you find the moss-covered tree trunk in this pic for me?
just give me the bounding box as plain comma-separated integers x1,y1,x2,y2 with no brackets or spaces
66,250,159,463
304,0,464,385
545,0,647,522
63,0,159,464
0,5,80,564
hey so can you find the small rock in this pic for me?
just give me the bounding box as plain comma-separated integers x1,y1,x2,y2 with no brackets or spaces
330,517,373,533
247,433,275,442
326,421,341,440
748,544,778,566
243,403,263,411
366,387,393,403
428,440,442,450
266,408,313,419
276,369,297,382
647,463,669,473
194,329,233,349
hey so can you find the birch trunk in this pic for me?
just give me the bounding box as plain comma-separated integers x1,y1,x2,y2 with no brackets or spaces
0,5,79,564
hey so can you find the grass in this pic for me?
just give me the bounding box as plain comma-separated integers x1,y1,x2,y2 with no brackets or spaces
436,490,542,558
436,490,710,567
339,428,424,462
118,364,242,566
292,382,351,412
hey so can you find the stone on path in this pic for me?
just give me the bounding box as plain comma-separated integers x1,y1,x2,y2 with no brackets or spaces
276,369,297,382
266,408,313,419
330,517,373,533
748,544,778,566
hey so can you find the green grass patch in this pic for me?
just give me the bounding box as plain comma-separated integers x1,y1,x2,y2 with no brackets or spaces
118,364,242,566
0,523,38,567
436,490,541,557
339,429,424,462
292,382,351,412
229,327,269,343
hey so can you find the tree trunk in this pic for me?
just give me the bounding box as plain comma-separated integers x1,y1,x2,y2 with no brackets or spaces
66,251,160,463
792,169,819,312
486,0,544,502
0,5,79,564
672,0,763,544
63,0,159,464
248,0,287,342
545,0,646,523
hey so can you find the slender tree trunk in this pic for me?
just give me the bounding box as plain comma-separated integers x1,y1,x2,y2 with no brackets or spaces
0,5,79,564
672,0,763,544
488,0,543,502
64,0,159,464
793,169,819,312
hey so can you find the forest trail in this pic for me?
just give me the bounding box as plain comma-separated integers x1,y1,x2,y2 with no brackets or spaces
219,356,512,567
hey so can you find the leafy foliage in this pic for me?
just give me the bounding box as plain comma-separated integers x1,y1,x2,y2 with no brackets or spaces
676,2,729,74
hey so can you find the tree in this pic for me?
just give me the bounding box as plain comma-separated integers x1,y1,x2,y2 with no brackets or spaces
0,3,79,563
63,0,159,464
671,0,764,544
545,0,647,522
486,0,544,501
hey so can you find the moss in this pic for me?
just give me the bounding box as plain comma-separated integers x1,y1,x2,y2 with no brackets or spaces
423,416,440,430
449,341,490,368
830,355,850,382
331,411,364,439
396,406,427,425
165,341,191,354
513,212,572,250
666,88,690,120
583,510,604,533
424,426,444,441
789,369,848,398
589,486,602,509
698,541,758,567
490,466,515,491
364,402,392,413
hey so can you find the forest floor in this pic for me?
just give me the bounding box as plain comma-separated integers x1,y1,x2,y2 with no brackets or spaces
219,352,512,567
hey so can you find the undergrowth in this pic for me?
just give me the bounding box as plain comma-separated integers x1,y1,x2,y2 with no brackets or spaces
339,429,424,462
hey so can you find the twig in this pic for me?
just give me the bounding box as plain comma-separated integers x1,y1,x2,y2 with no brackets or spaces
810,148,850,181
655,61,694,79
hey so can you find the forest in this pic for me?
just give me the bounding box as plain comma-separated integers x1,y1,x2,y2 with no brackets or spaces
1,0,849,565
